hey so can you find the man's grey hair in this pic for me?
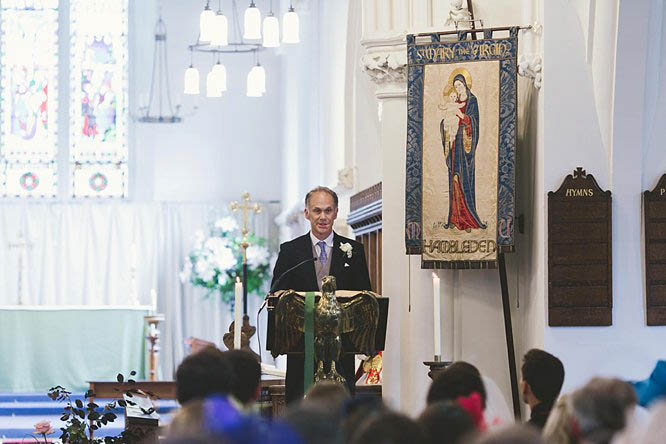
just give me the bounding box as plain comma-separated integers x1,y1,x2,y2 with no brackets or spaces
305,186,339,208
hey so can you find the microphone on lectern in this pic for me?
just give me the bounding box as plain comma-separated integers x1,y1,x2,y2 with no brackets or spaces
258,257,318,314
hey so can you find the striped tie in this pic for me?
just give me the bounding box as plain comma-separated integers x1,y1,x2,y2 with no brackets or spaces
317,241,328,265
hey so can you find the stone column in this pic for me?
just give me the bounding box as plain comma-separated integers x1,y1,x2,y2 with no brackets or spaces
360,0,446,413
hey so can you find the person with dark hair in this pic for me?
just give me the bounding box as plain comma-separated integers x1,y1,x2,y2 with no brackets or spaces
350,411,428,444
175,346,234,405
271,185,372,403
520,348,565,430
225,350,261,409
418,400,478,444
427,361,487,410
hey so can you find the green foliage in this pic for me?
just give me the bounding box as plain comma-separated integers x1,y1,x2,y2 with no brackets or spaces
46,371,148,443
180,216,274,306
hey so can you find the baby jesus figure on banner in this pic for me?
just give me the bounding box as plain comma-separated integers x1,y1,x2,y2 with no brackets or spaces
439,87,466,158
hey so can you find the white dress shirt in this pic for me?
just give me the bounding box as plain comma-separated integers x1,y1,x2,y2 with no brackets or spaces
310,231,334,258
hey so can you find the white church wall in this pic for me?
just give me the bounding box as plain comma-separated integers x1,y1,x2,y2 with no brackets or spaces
277,0,356,240
131,0,283,203
543,0,666,394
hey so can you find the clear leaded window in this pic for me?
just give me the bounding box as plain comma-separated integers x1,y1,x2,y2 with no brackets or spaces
0,0,59,197
0,0,128,199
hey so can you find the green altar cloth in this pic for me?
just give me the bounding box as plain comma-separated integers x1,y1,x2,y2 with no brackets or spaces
0,306,148,393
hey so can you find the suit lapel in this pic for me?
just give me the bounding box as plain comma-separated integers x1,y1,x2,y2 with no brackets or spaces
300,233,319,291
329,233,342,281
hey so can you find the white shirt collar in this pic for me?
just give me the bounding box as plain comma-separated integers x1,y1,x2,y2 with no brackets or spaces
310,231,334,248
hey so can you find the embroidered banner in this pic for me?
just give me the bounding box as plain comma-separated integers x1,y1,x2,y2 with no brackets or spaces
405,28,518,269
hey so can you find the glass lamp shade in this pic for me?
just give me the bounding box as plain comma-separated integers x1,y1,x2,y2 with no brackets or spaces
262,14,280,47
199,7,215,43
246,66,262,97
210,13,229,46
256,64,266,93
282,8,300,43
206,70,222,97
184,66,200,95
212,63,227,92
243,4,261,40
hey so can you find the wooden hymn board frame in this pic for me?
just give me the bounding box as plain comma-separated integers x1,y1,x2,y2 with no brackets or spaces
548,167,612,326
644,174,666,325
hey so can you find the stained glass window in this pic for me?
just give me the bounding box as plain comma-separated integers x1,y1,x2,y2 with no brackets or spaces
70,0,128,198
0,0,59,197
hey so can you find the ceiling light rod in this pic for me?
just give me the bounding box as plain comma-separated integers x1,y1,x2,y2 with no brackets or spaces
139,17,182,123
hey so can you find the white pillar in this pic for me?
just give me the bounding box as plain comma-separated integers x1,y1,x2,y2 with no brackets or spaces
361,0,434,414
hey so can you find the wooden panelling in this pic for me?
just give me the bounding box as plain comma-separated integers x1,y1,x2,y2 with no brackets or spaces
548,168,612,326
644,174,666,325
349,183,383,294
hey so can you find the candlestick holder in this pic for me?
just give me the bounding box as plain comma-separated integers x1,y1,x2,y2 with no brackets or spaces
423,355,451,380
144,314,165,381
223,315,260,361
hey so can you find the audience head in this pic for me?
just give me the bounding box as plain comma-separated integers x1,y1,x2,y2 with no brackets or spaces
175,346,233,405
350,411,428,444
521,349,565,406
542,394,578,444
570,377,637,444
427,361,487,410
281,404,343,444
304,380,351,415
473,424,544,444
418,400,478,444
224,350,261,406
341,397,387,443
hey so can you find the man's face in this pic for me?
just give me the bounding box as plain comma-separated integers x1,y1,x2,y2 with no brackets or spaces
304,191,338,240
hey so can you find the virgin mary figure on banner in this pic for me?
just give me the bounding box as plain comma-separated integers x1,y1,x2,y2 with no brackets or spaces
440,70,485,232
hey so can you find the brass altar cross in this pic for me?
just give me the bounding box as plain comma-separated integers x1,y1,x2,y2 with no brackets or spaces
8,231,33,305
230,192,262,316
230,192,262,251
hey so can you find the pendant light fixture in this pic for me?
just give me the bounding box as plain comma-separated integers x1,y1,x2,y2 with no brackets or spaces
210,1,229,47
199,1,215,43
262,0,279,48
187,0,299,98
184,48,200,94
243,1,261,40
212,60,227,92
282,1,299,44
206,69,222,97
138,17,182,122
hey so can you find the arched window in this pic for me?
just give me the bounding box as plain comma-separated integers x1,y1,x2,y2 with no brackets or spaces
0,0,128,198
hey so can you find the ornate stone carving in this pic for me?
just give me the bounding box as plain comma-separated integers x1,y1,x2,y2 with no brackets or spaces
360,49,408,85
337,167,355,190
519,54,543,89
446,0,472,28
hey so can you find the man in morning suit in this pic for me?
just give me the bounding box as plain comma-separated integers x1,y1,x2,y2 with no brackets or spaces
271,186,372,403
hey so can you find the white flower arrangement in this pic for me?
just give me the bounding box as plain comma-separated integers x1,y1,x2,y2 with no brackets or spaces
340,242,353,258
181,216,273,305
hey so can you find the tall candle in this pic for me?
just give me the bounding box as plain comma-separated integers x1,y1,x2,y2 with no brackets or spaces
432,272,441,358
234,277,242,350
150,288,157,314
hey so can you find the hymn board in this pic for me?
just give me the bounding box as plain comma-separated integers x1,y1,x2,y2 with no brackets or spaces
548,167,612,326
644,174,666,325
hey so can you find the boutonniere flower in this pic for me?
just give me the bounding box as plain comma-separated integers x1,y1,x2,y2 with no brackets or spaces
340,242,353,258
